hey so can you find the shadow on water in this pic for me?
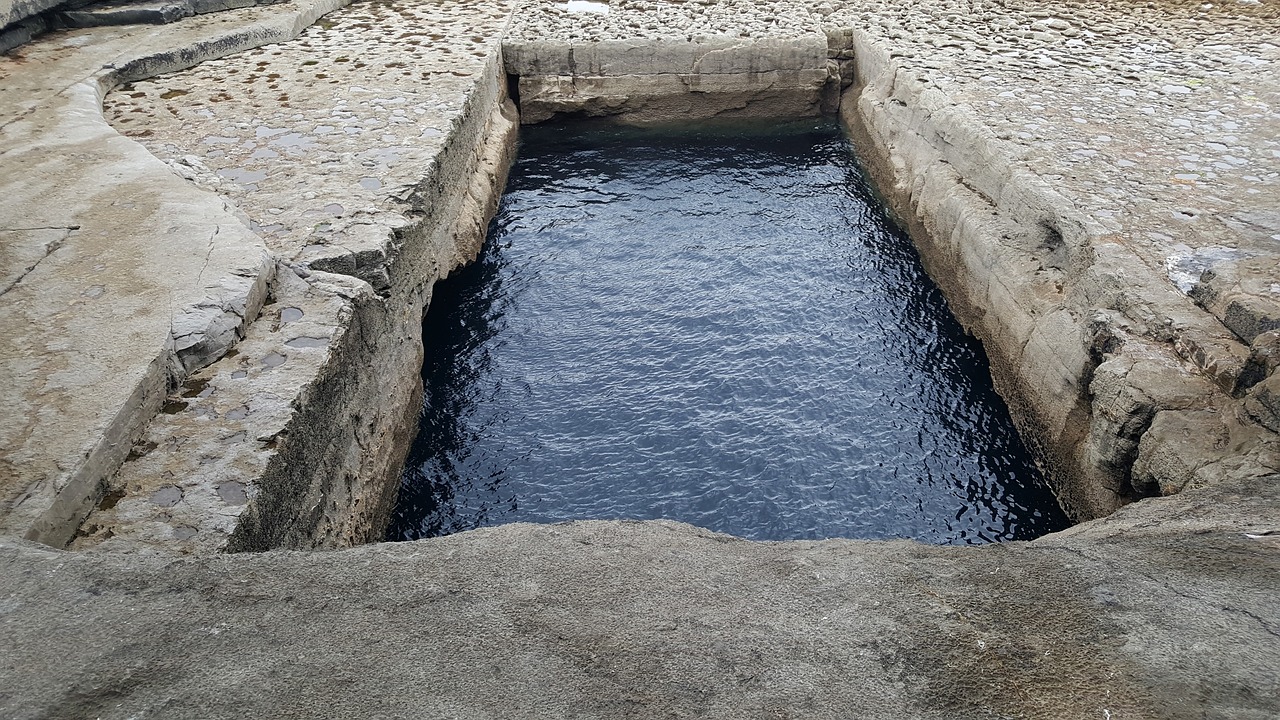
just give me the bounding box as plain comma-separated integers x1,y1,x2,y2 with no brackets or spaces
387,119,1071,544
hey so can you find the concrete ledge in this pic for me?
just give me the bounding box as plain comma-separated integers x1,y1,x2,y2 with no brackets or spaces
504,36,829,76
517,68,832,123
3,473,1279,718
58,1,195,28
505,19,836,124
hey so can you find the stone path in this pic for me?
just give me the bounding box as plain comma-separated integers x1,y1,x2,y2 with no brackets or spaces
0,0,345,547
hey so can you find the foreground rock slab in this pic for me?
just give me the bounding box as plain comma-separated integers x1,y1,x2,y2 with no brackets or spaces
3,475,1279,718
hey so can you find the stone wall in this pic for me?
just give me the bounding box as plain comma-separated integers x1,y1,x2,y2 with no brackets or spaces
225,67,517,551
826,19,1278,518
505,36,836,123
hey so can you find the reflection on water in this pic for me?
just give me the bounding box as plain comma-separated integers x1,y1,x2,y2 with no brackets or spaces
388,120,1070,543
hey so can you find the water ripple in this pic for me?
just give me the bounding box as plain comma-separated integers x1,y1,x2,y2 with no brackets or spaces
388,120,1070,544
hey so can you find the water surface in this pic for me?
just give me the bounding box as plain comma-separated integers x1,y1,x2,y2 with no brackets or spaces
388,120,1069,543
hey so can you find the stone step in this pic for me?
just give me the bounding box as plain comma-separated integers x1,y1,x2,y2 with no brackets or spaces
57,0,193,28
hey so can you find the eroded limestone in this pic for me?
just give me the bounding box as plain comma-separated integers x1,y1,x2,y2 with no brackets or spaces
0,4,330,546
0,0,1278,716
505,4,836,122
823,0,1279,516
65,0,518,552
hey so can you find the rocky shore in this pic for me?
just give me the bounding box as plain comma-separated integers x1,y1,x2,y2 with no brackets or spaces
0,0,1277,716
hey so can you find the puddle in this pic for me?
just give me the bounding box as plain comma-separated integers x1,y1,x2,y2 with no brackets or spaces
150,486,183,507
180,376,212,398
285,336,330,349
268,132,318,150
388,120,1070,544
97,487,126,511
217,167,269,185
217,481,248,506
161,399,188,414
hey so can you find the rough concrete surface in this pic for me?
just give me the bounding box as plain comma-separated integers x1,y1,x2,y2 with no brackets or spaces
0,0,1278,716
3,474,1280,719
0,0,353,548
0,0,60,31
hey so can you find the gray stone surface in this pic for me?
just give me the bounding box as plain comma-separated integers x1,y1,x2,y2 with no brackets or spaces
51,0,295,30
824,0,1280,516
0,0,347,547
57,0,195,27
4,474,1280,718
0,14,47,52
1,0,1279,716
0,0,60,32
50,0,519,553
506,3,835,122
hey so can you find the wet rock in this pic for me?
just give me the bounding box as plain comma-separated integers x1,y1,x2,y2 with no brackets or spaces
149,485,182,507
1246,374,1280,433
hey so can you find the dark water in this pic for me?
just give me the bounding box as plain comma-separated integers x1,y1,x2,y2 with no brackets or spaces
388,120,1070,544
